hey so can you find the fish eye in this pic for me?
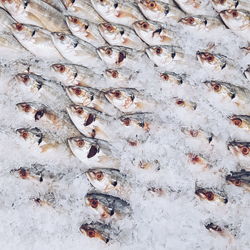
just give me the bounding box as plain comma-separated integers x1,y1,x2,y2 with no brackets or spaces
190,130,198,137
15,23,23,31
160,73,169,81
89,198,98,208
141,22,149,29
112,90,121,98
71,17,78,24
75,108,83,114
19,74,29,83
205,191,214,201
87,229,96,238
212,83,221,92
203,53,214,62
76,139,85,147
186,17,195,24
58,34,65,40
105,48,113,55
155,47,162,55
191,155,199,163
147,1,156,9
241,146,249,155
122,118,131,126
232,118,242,127
19,168,28,178
95,172,104,180
21,104,31,112
230,10,238,17
73,88,82,96
20,130,29,139
104,23,114,32
219,0,226,3
233,179,241,186
176,99,185,106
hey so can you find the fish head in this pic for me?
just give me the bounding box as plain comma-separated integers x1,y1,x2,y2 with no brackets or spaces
104,68,132,82
68,137,100,159
105,88,135,110
220,9,247,27
97,46,126,65
16,127,43,145
98,23,119,39
138,0,166,19
212,0,237,11
50,64,77,83
226,173,245,187
205,223,223,233
11,23,32,40
79,223,110,243
51,32,78,50
16,102,45,120
228,141,250,157
229,115,250,129
160,72,183,85
66,16,89,33
195,188,228,203
120,113,150,131
66,86,94,105
174,98,197,110
10,167,31,180
146,46,175,65
15,73,43,92
61,0,75,8
104,68,120,80
204,81,235,99
179,16,203,27
197,51,226,70
133,20,154,33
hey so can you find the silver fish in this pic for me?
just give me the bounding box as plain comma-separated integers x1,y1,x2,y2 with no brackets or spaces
220,9,250,41
133,20,176,46
138,0,184,24
1,0,70,33
0,7,16,33
104,68,136,84
195,187,228,204
174,0,208,15
98,22,146,50
226,169,250,190
91,0,145,27
51,33,101,67
67,136,119,167
85,168,125,193
85,192,130,219
61,0,105,23
66,16,106,47
11,23,63,60
211,0,250,12
229,115,250,131
159,71,185,85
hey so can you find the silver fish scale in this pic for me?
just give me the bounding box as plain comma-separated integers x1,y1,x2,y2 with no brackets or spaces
1,0,250,248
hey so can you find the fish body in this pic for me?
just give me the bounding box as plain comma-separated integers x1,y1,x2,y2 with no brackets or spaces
85,168,125,193
66,16,106,47
174,0,208,15
229,115,250,131
91,0,144,27
179,15,224,31
85,192,130,219
133,20,176,46
138,0,184,24
51,33,101,67
211,0,250,12
68,136,118,167
220,9,250,41
228,141,250,161
0,8,16,33
146,45,185,67
11,23,63,60
98,22,146,50
226,169,250,190
195,187,228,204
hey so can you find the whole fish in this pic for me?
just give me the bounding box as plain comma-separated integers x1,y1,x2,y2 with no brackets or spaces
229,115,250,131
244,65,250,80
179,15,224,31
1,0,70,33
133,20,176,46
67,136,119,167
174,0,208,15
61,0,105,23
16,127,60,153
226,169,250,190
195,187,228,204
50,63,102,86
66,16,106,47
220,9,250,41
146,45,185,67
85,168,126,193
97,45,143,67
11,23,63,60
211,0,250,12
104,88,156,113
98,22,146,50
103,68,136,84
79,222,111,243
204,80,250,107
174,97,197,110
51,33,101,67
65,86,119,115
91,0,145,27
85,192,130,219
138,0,184,24
228,141,250,160
197,51,233,72
0,8,16,33
181,127,214,144
159,71,185,85
67,105,113,140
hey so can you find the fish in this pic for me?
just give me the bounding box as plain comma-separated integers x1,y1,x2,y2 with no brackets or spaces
228,141,250,160
97,46,143,67
244,65,250,80
16,102,63,128
50,63,102,86
1,0,70,33
226,169,250,190
67,136,119,167
103,68,136,84
66,105,113,140
85,168,125,193
174,0,208,15
146,45,186,67
197,51,233,72
98,22,146,50
195,187,228,204
91,0,145,27
79,222,111,243
229,115,250,131
104,88,156,113
204,80,250,106
51,33,101,67
159,71,185,85
65,86,119,115
174,98,197,110
11,23,63,60
119,113,151,132
138,0,184,24
0,7,16,33
179,15,224,31
181,127,214,144
61,0,105,24
133,20,176,46
211,0,250,12
16,127,60,152
220,9,250,41
187,153,211,168
66,16,106,47
85,192,130,219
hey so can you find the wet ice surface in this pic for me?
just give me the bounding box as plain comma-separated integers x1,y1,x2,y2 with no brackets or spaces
1,2,250,250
